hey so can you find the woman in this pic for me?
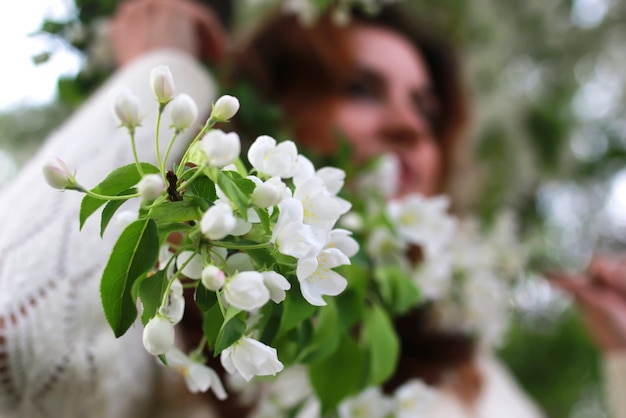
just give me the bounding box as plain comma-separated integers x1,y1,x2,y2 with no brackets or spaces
0,0,623,417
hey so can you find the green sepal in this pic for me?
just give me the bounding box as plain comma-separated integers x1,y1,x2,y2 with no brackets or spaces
79,162,159,229
100,218,159,337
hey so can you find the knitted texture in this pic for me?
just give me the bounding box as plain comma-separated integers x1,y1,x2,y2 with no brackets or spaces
0,51,215,418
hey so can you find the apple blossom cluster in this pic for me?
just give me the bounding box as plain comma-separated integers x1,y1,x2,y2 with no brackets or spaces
354,154,526,347
44,64,358,400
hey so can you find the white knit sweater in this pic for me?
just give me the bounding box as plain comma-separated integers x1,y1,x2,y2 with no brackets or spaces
0,50,215,418
1,49,623,418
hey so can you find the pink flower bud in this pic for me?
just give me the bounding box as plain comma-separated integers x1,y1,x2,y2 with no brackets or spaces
112,88,142,129
150,65,175,104
42,158,77,189
169,94,198,131
136,174,164,201
211,95,240,121
201,265,225,291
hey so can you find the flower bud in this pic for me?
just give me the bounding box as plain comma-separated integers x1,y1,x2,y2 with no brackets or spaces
150,65,175,104
142,315,175,355
136,174,164,201
42,158,77,190
201,129,241,168
112,88,142,130
201,201,236,240
201,265,225,291
251,177,287,208
211,95,240,121
169,93,198,132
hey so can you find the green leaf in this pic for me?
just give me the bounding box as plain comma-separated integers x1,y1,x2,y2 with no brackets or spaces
100,189,136,237
195,284,218,312
203,304,223,351
100,218,159,337
138,270,168,325
309,335,365,413
186,175,217,202
215,170,252,220
361,304,399,386
278,289,317,337
298,300,340,363
215,315,246,354
258,302,283,345
80,163,159,229
374,265,421,315
148,199,203,223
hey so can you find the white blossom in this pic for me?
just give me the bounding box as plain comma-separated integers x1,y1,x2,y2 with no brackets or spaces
166,348,227,398
251,176,287,208
43,158,77,189
326,228,359,258
294,176,343,230
136,174,164,201
226,252,255,274
393,379,438,418
386,194,455,257
248,135,299,178
112,88,142,129
357,153,399,199
176,251,203,280
271,198,326,259
261,271,291,303
223,271,270,311
169,93,198,131
201,201,237,240
211,94,240,121
338,387,391,418
201,129,241,168
201,265,225,291
221,337,284,381
150,65,175,104
165,278,185,324
297,248,350,306
142,315,174,355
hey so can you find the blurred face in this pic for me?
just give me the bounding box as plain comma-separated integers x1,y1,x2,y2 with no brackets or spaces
331,24,442,197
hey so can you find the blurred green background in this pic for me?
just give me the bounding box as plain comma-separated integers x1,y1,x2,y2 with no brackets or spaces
2,0,625,416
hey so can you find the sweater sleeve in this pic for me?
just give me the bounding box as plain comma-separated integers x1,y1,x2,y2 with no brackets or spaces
603,351,626,418
0,50,216,418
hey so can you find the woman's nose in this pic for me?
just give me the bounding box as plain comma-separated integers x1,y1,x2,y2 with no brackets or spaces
379,100,428,149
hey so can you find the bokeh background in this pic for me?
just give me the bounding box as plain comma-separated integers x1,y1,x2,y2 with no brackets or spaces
1,0,624,416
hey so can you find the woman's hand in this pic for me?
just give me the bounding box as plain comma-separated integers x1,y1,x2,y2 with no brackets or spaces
549,254,626,352
109,0,227,67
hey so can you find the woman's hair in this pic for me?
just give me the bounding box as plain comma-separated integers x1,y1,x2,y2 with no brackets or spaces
182,5,478,414
231,4,468,190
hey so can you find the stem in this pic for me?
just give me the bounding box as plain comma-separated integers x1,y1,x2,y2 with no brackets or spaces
175,116,217,179
84,190,141,201
177,167,205,192
155,103,165,181
212,241,271,250
162,131,179,175
160,248,200,309
190,337,208,361
216,289,226,317
129,131,144,177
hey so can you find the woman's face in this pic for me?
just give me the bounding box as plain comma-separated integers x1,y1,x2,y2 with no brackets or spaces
331,23,442,197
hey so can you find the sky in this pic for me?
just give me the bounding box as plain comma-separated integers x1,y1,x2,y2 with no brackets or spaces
0,0,81,110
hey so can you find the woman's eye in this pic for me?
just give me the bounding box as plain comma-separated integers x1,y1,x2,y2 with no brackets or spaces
345,79,379,101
